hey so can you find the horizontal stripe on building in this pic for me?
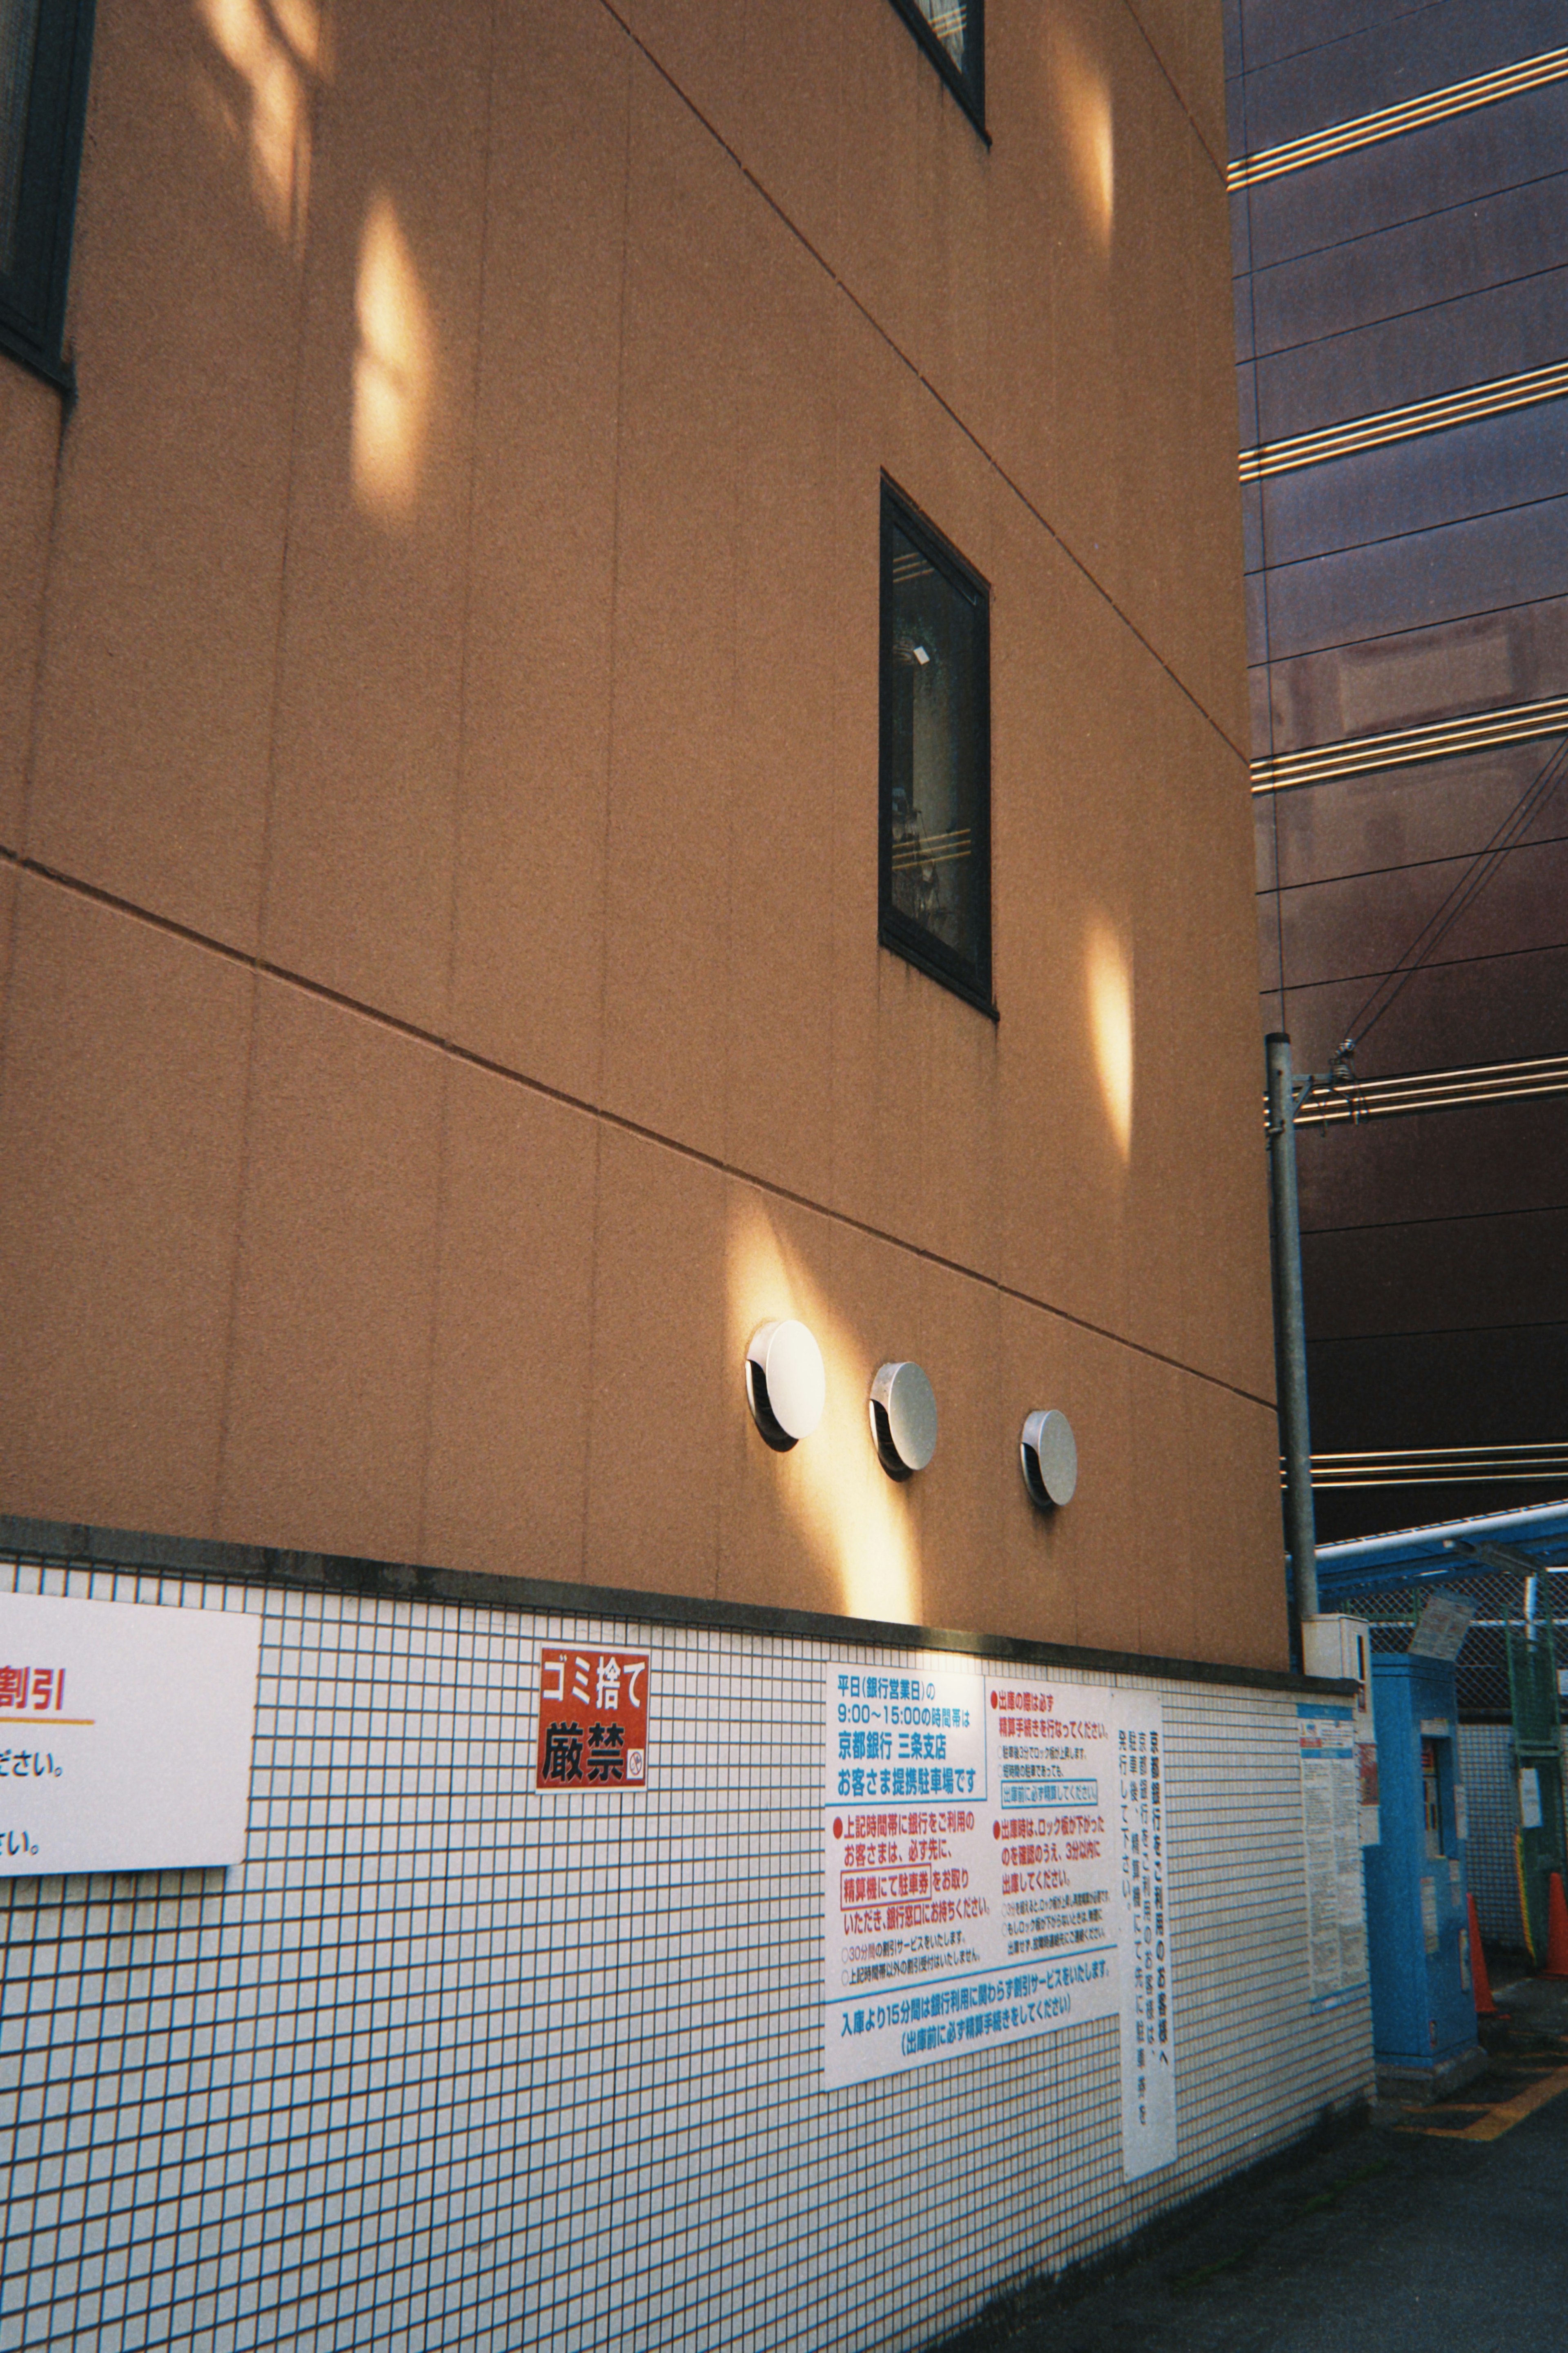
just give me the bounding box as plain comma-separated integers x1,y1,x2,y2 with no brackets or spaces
1228,47,1568,191
1239,359,1568,483
1251,694,1568,794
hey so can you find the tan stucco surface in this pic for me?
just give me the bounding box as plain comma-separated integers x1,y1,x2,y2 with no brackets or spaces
0,0,1285,1664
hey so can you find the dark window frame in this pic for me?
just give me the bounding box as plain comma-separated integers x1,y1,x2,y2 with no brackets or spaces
878,478,995,1019
884,0,987,136
0,0,93,390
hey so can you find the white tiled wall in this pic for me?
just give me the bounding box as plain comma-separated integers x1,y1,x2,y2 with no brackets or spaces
0,1556,1372,2353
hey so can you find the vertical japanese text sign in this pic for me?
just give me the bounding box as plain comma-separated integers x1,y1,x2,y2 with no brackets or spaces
536,1648,650,1790
1116,1710,1175,2175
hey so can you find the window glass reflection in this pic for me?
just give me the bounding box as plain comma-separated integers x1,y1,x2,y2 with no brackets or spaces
880,488,991,1008
913,0,974,83
888,0,982,119
0,0,40,271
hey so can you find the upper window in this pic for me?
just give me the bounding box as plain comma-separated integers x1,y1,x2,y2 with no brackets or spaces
0,0,92,385
879,481,992,1015
887,0,984,127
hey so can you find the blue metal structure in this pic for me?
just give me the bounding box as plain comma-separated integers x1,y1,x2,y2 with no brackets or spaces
1318,1500,1568,1602
1362,1655,1477,2081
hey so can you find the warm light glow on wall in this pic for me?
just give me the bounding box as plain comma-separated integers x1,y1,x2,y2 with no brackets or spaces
1055,26,1115,257
352,193,434,528
1086,914,1134,1162
726,1198,922,1627
194,0,327,250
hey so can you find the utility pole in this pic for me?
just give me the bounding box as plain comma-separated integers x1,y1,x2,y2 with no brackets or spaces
1266,1033,1319,1630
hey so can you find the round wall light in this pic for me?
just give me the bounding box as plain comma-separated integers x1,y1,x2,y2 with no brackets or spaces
1020,1409,1078,1508
746,1320,826,1452
870,1361,938,1481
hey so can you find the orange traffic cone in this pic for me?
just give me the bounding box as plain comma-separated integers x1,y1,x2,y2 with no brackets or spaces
1468,1894,1501,2017
1543,1871,1568,1981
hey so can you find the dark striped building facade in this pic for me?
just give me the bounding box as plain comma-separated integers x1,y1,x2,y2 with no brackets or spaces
1228,0,1568,1539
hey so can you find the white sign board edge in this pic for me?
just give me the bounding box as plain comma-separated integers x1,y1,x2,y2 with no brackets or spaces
0,1591,261,1876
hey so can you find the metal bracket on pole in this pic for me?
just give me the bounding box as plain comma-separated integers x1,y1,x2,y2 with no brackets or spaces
1267,1071,1315,1139
1448,1539,1561,1579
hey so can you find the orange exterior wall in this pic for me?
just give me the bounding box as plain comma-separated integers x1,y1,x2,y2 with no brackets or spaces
0,0,1285,1665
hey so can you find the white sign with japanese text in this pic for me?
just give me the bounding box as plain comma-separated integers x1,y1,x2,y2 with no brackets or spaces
0,1592,260,1876
824,1661,1174,2179
1297,1702,1369,2010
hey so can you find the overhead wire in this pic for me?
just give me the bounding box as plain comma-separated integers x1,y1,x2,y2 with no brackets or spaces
1335,729,1568,1061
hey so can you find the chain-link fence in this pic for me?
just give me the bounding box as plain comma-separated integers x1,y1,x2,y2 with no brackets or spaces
1326,1563,1568,1952
1328,1564,1568,1722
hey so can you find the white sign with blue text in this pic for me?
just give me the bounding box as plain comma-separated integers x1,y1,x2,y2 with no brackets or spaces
824,1660,1174,2179
0,1591,261,1876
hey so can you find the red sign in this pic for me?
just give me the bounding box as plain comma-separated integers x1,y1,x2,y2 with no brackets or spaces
535,1648,649,1791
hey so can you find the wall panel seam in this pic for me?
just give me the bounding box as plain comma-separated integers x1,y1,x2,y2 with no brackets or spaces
588,0,1251,768
0,849,1277,1412
1116,0,1228,180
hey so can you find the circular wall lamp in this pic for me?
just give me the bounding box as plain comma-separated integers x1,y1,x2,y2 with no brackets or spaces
870,1361,938,1481
1020,1409,1078,1508
746,1320,826,1452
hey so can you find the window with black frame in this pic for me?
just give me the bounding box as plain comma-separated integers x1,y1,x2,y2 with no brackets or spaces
0,0,92,384
879,483,992,1014
886,0,983,125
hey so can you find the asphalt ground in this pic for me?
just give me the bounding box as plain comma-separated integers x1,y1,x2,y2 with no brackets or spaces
936,1968,1568,2353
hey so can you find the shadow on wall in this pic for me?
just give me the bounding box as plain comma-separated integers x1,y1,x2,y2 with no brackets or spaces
725,902,1138,1617
192,2,436,530
726,1196,923,1627
192,0,329,252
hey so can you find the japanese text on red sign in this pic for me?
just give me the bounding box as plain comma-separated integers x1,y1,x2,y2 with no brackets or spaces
536,1648,649,1791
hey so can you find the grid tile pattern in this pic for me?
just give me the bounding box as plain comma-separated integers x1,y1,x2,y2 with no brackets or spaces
0,1553,1371,2353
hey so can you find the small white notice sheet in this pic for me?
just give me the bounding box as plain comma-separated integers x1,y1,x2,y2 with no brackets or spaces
0,1592,261,1876
1297,1702,1368,2010
823,1659,1175,2179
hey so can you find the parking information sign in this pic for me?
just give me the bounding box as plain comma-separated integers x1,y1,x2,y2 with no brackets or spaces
824,1660,1174,2179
